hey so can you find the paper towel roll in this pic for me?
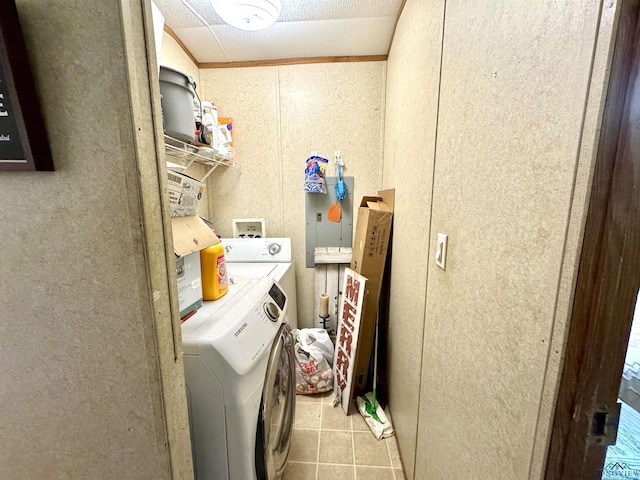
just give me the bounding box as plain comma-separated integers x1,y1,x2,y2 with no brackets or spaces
320,293,329,317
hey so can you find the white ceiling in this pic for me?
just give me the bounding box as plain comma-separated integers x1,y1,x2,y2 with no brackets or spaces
153,0,405,64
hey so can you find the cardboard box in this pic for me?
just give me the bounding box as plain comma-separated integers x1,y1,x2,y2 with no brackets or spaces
176,251,203,319
350,189,394,396
172,216,220,319
167,170,205,217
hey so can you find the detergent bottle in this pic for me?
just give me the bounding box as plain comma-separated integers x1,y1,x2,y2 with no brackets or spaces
200,243,229,300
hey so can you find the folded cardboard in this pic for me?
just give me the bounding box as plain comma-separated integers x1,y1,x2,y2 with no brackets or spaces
167,170,205,217
172,216,220,318
349,189,395,396
172,216,220,257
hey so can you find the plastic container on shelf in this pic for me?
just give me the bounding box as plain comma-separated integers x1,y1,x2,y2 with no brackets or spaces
200,243,229,300
159,66,196,144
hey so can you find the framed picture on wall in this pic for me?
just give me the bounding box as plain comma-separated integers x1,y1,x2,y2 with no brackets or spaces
0,0,53,171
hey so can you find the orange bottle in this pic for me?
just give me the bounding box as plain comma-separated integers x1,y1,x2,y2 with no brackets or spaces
200,243,229,300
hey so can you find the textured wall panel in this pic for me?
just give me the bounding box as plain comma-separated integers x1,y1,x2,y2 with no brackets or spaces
528,2,619,478
414,1,603,479
382,0,445,476
200,62,385,328
199,66,282,237
161,31,200,83
0,1,171,479
278,62,386,328
126,5,195,477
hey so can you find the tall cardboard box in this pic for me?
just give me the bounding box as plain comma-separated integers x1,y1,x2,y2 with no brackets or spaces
350,189,394,396
171,216,220,319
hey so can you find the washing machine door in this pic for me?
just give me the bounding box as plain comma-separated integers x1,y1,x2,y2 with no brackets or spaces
256,323,296,479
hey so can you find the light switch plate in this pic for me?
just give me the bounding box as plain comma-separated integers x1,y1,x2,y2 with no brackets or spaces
435,233,448,270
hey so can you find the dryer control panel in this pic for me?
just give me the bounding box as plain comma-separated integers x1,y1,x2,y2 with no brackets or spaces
208,278,288,375
222,238,292,263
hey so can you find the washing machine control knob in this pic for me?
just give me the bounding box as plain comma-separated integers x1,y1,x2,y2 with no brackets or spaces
268,243,281,255
264,302,279,322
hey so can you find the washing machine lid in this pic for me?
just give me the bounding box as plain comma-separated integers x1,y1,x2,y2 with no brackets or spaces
227,262,292,282
222,238,292,263
227,263,279,279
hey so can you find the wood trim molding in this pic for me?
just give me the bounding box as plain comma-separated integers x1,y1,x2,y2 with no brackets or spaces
162,23,392,69
161,26,388,68
198,55,388,69
163,23,392,69
163,25,199,66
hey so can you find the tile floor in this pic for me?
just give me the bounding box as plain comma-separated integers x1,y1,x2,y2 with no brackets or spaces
284,390,404,480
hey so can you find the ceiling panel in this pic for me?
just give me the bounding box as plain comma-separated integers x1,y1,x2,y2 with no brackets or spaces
174,17,395,63
154,0,221,29
274,0,403,21
169,26,229,62
154,0,403,63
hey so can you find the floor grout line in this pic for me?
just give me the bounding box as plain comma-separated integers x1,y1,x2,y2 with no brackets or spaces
290,393,404,479
294,427,359,432
350,407,356,480
386,438,396,480
288,461,398,470
315,401,322,480
288,461,397,469
351,427,356,479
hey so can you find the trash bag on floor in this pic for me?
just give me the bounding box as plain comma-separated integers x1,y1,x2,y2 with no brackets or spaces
293,328,334,394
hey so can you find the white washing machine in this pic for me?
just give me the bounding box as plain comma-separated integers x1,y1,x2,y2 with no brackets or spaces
181,276,296,480
222,238,298,329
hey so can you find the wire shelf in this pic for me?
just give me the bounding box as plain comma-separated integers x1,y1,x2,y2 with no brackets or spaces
164,134,238,181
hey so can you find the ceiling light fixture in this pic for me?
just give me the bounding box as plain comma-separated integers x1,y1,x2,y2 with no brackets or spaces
211,0,282,31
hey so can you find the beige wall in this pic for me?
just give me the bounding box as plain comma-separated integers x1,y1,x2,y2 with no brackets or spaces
2,1,615,478
384,0,613,479
527,2,619,477
0,1,191,479
160,31,201,88
199,62,386,327
381,0,445,476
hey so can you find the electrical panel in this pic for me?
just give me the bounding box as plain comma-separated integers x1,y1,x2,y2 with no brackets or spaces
305,176,354,267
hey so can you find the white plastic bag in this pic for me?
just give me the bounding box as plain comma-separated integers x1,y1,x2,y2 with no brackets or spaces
293,328,334,394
